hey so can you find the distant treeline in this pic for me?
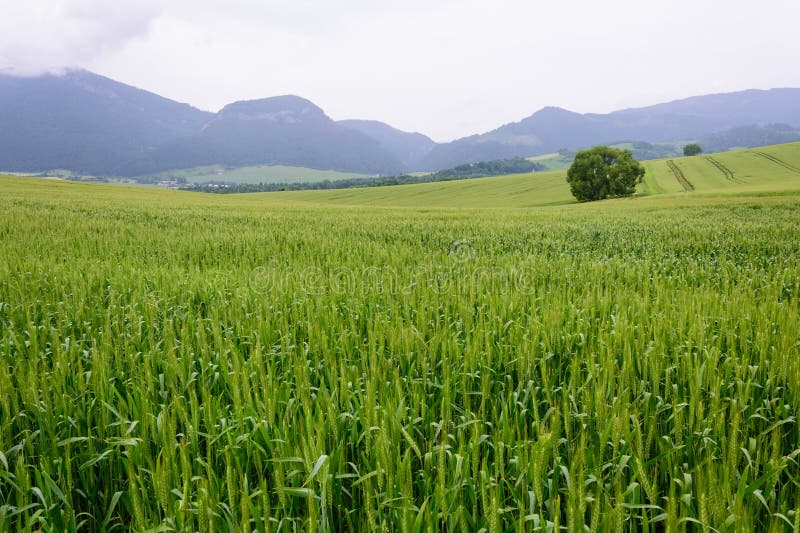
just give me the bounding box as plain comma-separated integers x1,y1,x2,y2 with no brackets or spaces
190,157,543,194
433,157,542,178
699,124,800,153
627,142,682,161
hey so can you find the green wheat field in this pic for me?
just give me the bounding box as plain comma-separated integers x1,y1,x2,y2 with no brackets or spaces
1,143,799,531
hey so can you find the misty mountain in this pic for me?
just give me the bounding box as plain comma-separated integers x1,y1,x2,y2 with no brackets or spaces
121,96,406,176
419,89,800,170
1,70,799,176
613,88,800,126
0,71,406,176
337,120,436,168
0,69,212,174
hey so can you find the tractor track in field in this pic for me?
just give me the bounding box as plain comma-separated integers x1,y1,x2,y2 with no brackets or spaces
705,156,745,183
752,151,800,174
666,160,695,191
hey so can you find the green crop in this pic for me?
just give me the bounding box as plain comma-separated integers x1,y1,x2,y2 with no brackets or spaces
0,142,799,531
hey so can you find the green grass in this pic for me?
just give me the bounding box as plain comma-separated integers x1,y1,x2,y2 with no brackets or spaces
641,143,800,196
257,169,575,208
1,142,799,531
138,164,371,185
253,142,800,209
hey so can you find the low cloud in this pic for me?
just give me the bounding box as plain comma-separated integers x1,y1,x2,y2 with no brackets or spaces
0,0,161,75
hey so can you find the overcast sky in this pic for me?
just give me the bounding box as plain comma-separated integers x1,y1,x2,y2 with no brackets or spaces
1,0,799,141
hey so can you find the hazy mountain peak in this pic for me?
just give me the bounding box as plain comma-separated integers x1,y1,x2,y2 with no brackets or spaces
337,119,436,167
338,119,428,136
611,88,800,121
522,106,587,123
219,95,327,123
532,106,576,116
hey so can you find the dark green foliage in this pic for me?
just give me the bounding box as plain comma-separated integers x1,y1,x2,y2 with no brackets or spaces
431,157,540,179
566,146,645,202
629,141,682,161
683,143,703,156
698,124,800,153
192,158,544,194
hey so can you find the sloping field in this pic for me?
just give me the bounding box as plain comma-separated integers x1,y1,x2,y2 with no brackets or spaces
260,168,576,208
642,142,800,196
254,142,800,208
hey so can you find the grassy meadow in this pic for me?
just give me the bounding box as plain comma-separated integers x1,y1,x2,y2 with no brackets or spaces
0,143,799,531
138,165,370,185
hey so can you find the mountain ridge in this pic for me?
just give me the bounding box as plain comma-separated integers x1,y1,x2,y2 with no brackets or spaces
337,119,436,168
1,69,798,176
419,88,800,170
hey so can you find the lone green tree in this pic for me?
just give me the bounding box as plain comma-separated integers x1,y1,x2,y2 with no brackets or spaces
683,143,703,156
566,146,645,202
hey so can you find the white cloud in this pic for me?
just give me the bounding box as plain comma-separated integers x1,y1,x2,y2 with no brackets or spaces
0,0,161,75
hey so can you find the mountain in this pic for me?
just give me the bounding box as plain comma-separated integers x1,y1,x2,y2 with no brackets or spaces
419,88,800,170
0,71,406,176
0,69,212,175
419,107,612,170
121,96,406,176
337,120,435,168
612,88,800,126
1,70,798,176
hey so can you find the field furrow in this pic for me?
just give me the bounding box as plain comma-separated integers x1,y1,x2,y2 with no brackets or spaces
752,150,800,173
666,159,695,191
704,156,744,183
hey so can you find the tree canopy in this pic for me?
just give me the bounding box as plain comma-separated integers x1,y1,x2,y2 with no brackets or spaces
683,143,703,156
566,146,645,202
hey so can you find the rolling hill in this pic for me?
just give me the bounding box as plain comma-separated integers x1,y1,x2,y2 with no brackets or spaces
4,142,798,209
255,142,800,208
